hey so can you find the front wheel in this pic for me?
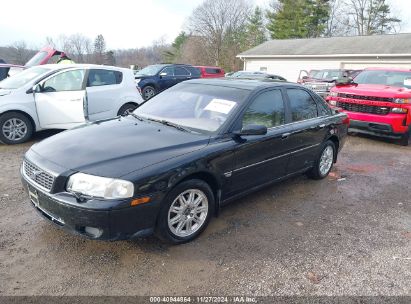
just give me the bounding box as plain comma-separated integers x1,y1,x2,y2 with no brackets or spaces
118,103,138,116
156,179,214,244
0,112,33,144
399,129,410,146
307,140,336,180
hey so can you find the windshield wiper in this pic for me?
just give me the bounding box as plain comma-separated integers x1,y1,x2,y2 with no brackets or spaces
147,118,191,132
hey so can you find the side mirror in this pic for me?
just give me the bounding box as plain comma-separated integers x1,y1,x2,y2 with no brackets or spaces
27,83,41,94
159,72,167,78
302,76,309,80
234,124,267,136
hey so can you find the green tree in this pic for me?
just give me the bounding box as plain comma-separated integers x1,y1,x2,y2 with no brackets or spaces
93,34,106,64
266,0,330,39
164,31,188,63
244,6,267,48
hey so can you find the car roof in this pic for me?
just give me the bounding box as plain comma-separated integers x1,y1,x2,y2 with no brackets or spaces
33,64,129,71
185,78,298,91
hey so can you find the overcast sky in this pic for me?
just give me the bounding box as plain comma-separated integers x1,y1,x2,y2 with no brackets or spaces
0,0,409,49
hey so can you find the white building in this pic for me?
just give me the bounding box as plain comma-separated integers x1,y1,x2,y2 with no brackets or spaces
237,33,411,82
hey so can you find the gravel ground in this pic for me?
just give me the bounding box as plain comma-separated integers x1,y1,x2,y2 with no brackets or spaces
0,131,410,296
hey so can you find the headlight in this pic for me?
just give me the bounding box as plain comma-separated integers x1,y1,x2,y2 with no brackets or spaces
135,79,141,84
391,107,408,113
329,91,338,97
67,173,134,199
393,98,410,104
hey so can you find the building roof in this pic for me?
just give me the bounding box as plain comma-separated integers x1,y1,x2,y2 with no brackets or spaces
238,33,411,58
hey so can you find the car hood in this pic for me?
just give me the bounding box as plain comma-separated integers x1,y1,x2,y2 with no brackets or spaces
0,89,12,96
333,83,411,98
30,117,210,178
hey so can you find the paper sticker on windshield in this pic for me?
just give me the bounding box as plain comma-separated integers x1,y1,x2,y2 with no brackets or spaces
404,79,411,86
204,99,236,114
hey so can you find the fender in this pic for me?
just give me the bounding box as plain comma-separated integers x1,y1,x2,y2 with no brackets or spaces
0,104,41,131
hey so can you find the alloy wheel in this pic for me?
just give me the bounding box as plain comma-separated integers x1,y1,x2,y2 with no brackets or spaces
319,145,334,176
2,118,28,141
167,189,209,238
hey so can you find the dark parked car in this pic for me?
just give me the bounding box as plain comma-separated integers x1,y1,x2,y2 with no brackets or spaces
21,79,348,244
227,71,287,82
135,64,201,100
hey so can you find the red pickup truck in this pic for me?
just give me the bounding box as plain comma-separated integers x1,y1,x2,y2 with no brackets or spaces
326,68,411,145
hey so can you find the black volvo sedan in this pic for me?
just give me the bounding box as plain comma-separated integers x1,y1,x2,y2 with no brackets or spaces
21,79,348,244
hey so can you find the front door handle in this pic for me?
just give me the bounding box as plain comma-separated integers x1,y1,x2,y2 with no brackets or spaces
70,99,82,102
318,124,326,129
281,132,291,139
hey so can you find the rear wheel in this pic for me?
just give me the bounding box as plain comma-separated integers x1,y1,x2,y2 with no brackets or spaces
0,112,33,144
307,140,336,180
156,179,214,244
142,86,156,100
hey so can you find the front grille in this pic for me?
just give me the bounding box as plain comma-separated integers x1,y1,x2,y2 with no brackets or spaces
23,160,55,191
338,93,394,102
337,102,390,115
304,82,332,91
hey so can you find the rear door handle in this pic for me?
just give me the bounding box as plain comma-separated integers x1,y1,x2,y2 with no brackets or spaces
281,132,291,139
70,98,82,102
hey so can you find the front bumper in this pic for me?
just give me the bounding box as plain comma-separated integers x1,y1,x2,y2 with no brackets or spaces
349,119,408,139
21,173,161,241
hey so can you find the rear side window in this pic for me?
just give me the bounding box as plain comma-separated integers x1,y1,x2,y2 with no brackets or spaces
205,68,221,74
242,90,285,128
287,89,318,122
87,69,122,87
314,95,332,116
175,67,190,76
186,66,201,77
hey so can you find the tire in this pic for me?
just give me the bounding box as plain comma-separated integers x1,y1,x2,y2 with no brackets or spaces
118,103,138,116
156,179,214,244
399,129,410,146
142,86,156,100
0,112,33,145
307,140,336,180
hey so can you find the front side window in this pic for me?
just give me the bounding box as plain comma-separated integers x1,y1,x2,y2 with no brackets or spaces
242,90,285,128
287,89,318,122
43,69,85,92
160,67,174,76
87,69,121,87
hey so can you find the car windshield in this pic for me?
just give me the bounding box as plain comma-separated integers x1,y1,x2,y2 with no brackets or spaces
0,66,50,89
135,65,164,77
134,83,249,133
354,70,411,89
312,70,341,80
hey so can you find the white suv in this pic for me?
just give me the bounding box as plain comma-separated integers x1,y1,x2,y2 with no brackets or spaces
0,64,143,144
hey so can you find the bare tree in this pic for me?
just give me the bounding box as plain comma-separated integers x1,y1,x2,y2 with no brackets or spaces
188,0,252,69
327,0,401,36
10,41,33,65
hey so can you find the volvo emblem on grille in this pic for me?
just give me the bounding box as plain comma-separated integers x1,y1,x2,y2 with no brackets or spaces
30,169,42,179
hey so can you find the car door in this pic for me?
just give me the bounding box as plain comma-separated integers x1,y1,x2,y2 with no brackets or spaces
86,69,122,121
284,88,329,173
34,68,87,129
174,66,191,84
228,89,293,194
158,67,177,91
